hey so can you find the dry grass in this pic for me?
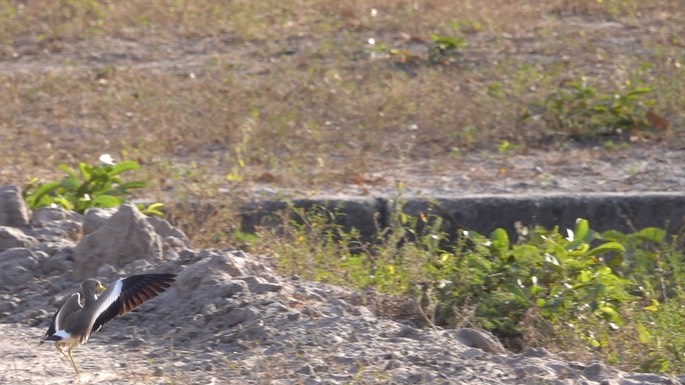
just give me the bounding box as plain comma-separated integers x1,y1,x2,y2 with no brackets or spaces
0,0,684,237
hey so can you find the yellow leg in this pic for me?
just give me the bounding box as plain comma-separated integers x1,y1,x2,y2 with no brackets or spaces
54,342,68,358
67,346,80,374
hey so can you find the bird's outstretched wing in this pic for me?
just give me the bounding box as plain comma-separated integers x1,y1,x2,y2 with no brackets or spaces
89,273,176,338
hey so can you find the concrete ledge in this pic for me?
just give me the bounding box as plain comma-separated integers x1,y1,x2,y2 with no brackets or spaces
241,192,685,241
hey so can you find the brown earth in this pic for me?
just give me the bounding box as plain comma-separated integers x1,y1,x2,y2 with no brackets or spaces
1,7,684,201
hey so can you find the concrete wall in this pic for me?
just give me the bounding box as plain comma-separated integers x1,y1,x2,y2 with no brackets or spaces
241,193,685,242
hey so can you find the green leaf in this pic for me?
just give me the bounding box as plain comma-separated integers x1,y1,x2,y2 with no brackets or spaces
597,303,623,325
465,230,489,245
109,160,140,176
399,211,409,225
57,164,78,179
507,284,529,305
636,322,651,343
574,218,589,241
635,227,665,243
490,228,510,257
530,285,544,296
599,229,627,242
564,236,583,251
140,202,164,216
587,242,625,257
78,162,92,180
511,245,539,260
575,270,593,285
643,299,659,312
52,196,73,210
25,181,61,208
625,87,652,97
564,218,593,250
118,180,147,190
92,195,121,208
430,33,467,49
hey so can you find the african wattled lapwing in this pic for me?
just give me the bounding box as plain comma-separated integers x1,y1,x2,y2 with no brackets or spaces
42,273,176,374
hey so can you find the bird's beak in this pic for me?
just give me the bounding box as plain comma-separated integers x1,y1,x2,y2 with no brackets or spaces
97,283,106,294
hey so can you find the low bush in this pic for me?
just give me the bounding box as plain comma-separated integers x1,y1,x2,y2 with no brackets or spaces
524,77,666,140
256,204,685,373
22,154,163,215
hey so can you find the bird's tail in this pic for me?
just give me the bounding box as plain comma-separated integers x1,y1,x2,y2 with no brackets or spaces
39,332,65,346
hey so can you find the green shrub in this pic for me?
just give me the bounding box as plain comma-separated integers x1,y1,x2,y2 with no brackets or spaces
525,77,658,139
262,204,685,372
427,32,468,64
23,155,163,215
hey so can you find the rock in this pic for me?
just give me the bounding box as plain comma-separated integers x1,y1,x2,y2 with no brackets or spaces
0,294,20,313
0,248,42,287
82,207,117,235
0,185,30,227
30,207,83,242
38,250,72,275
522,347,551,358
162,236,187,251
296,364,316,375
0,226,38,252
513,362,558,379
237,276,283,294
165,252,262,320
583,361,618,382
31,207,75,226
452,328,506,354
73,204,163,279
97,263,119,278
220,280,249,297
461,348,487,359
146,216,190,248
225,307,259,327
31,219,82,242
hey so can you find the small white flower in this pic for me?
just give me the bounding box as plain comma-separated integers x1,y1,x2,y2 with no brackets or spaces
566,228,574,241
99,154,115,166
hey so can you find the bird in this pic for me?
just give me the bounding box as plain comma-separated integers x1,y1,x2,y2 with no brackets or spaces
42,273,176,374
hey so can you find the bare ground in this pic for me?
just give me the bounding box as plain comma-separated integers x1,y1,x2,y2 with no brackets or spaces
1,9,684,200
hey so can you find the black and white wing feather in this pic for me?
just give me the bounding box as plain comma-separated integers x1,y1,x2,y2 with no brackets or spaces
88,273,176,338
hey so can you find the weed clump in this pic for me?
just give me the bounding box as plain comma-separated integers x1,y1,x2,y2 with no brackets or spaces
23,154,162,215
524,77,668,140
254,204,685,374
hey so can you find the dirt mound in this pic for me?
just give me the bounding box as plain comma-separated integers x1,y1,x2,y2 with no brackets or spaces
0,187,682,384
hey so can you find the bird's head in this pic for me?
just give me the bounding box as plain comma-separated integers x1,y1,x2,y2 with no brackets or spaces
81,279,107,296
